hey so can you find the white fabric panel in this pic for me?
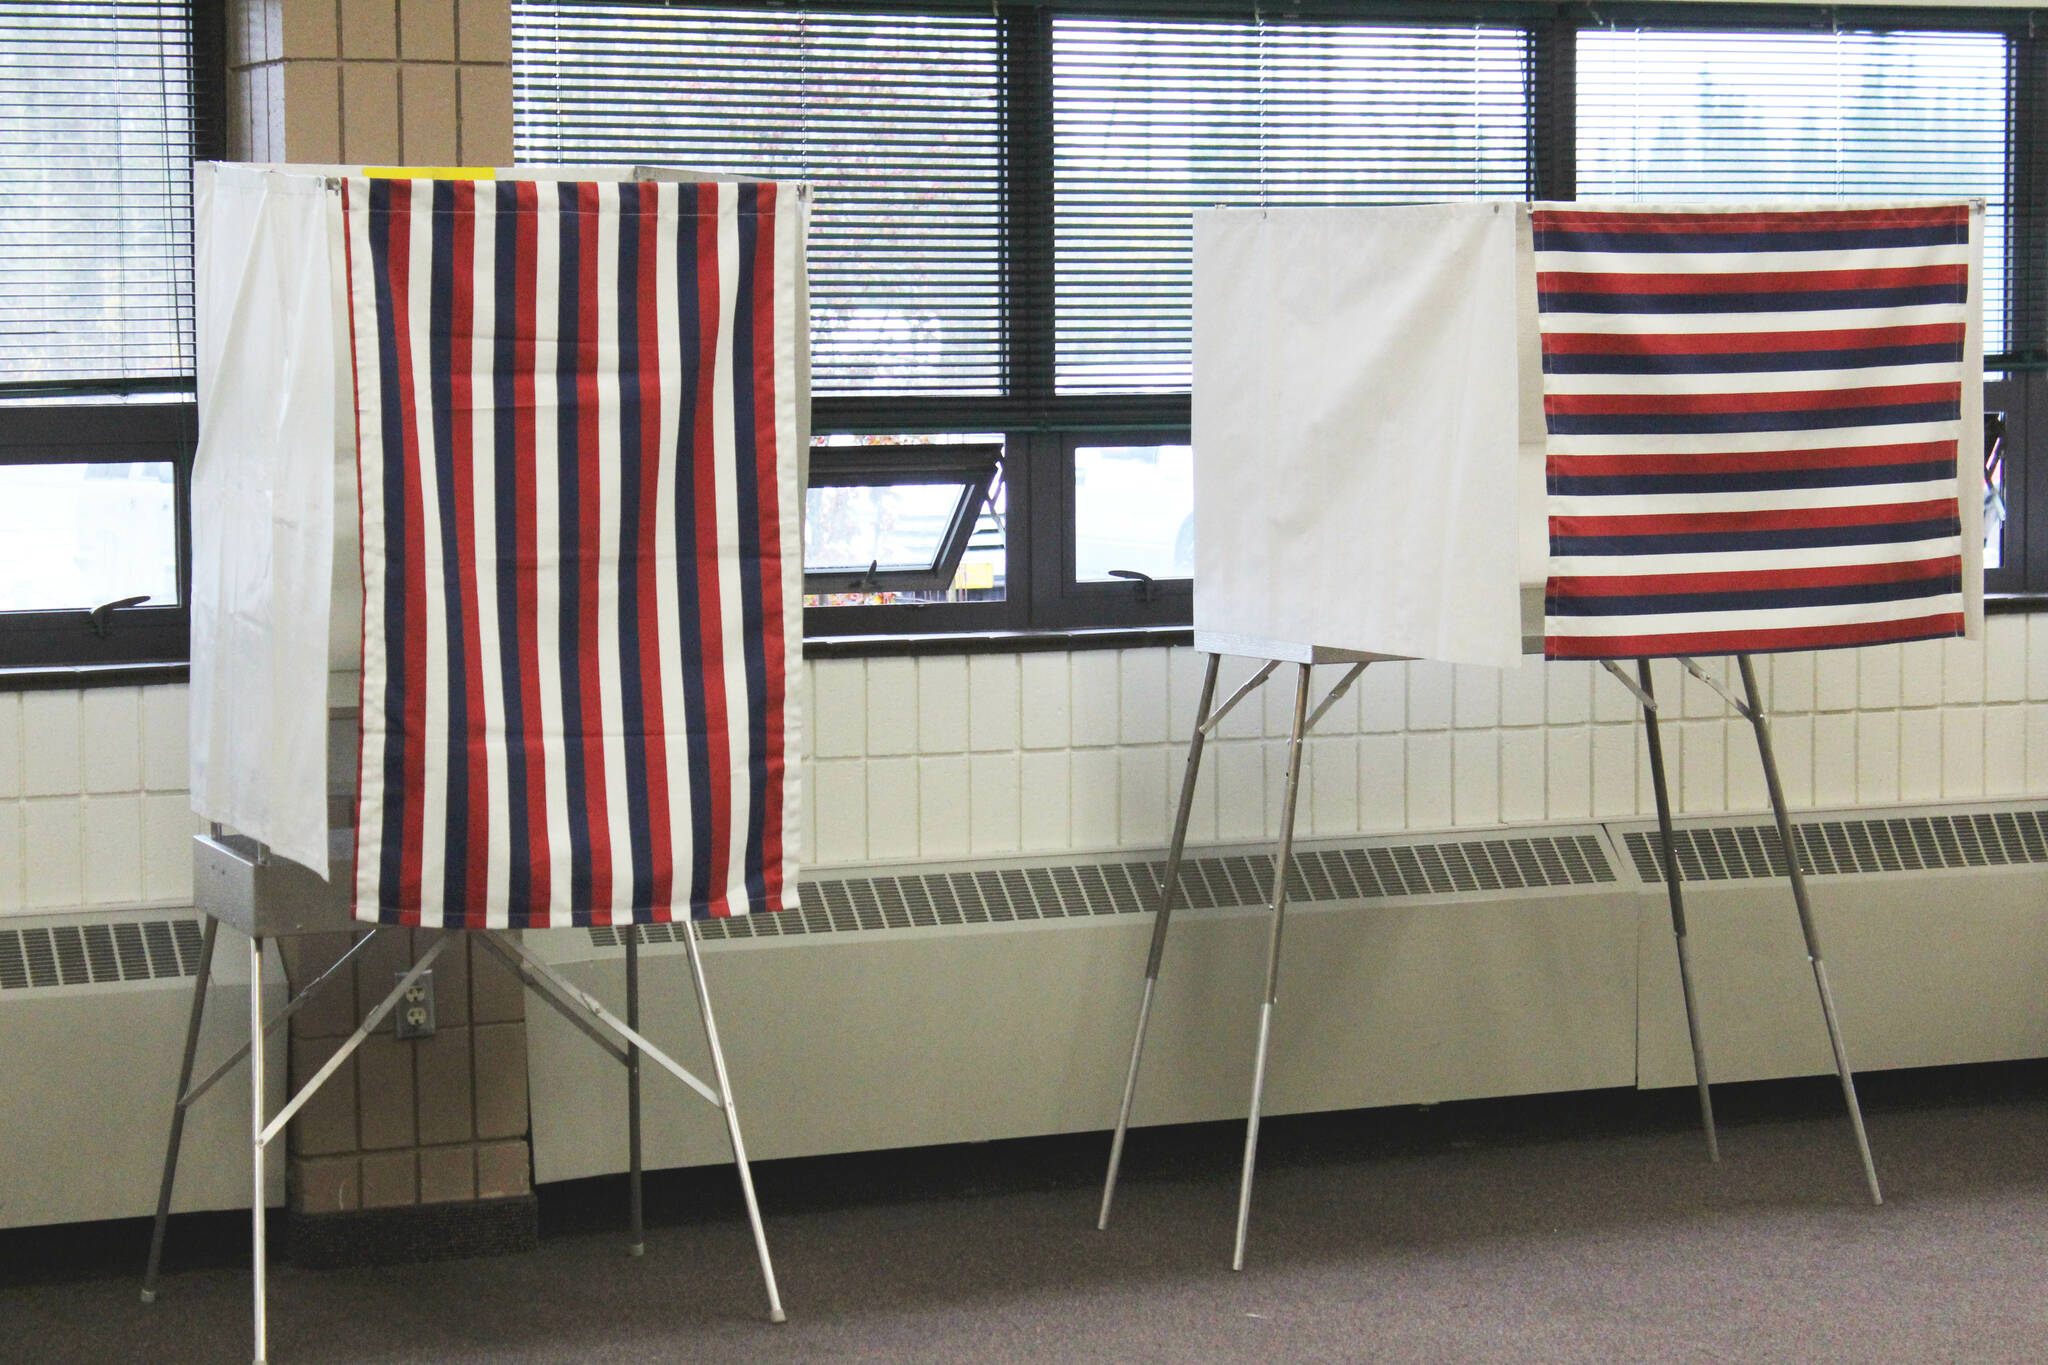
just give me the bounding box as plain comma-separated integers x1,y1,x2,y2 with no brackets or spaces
1191,204,1524,668
188,165,341,872
1963,201,1987,638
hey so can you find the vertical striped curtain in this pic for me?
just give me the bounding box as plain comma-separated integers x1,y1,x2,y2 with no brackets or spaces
344,176,804,928
1539,202,1978,660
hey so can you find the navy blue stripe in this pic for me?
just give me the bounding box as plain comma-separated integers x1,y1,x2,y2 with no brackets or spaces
614,183,654,914
491,183,530,927
427,180,466,929
1549,460,1955,497
1539,284,1965,315
732,185,771,913
1553,516,1961,557
556,183,592,926
1533,224,1967,254
1543,342,1963,376
673,199,714,917
1546,400,1959,436
1547,574,1962,617
368,180,408,922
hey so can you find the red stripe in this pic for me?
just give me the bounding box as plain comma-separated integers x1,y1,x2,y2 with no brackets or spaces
1544,382,1958,417
1541,323,1964,356
386,182,428,923
575,181,612,920
751,186,787,912
1548,440,1955,477
447,182,489,930
1537,265,1963,296
1548,556,1963,598
1552,497,1959,537
693,185,734,915
632,186,673,919
1532,206,1968,234
512,181,550,918
1545,613,1965,658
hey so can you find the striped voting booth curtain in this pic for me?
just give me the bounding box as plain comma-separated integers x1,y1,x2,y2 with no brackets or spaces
1538,203,1973,660
343,177,803,928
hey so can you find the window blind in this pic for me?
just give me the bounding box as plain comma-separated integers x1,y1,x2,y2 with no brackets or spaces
1577,27,2010,355
0,1,196,393
1051,17,1531,395
512,3,1004,398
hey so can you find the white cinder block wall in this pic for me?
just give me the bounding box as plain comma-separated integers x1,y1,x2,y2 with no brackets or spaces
803,617,2048,869
5,615,2048,910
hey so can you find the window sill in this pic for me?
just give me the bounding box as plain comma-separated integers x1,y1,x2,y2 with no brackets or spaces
0,661,191,693
803,625,1194,659
1986,593,2048,615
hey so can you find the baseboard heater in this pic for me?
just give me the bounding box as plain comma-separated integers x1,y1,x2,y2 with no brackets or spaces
524,796,2048,1185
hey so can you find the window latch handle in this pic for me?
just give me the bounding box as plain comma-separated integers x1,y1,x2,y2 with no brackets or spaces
1108,569,1158,603
90,594,151,638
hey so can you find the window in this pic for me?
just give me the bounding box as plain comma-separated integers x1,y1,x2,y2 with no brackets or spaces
1577,26,2011,352
1578,18,2036,593
0,0,217,669
514,2,1532,638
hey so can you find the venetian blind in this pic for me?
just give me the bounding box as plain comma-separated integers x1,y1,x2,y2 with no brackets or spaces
1577,26,2011,355
1051,17,1532,394
0,1,196,394
512,3,1004,398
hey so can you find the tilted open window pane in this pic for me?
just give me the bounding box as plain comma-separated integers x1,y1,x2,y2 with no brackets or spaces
1052,17,1530,395
512,3,1003,397
0,1,196,393
0,459,178,611
1577,27,2010,354
803,437,1004,607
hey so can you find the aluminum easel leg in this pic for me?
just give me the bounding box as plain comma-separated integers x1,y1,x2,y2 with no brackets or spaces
1637,659,1720,1163
683,921,786,1323
1736,654,1882,1205
1100,651,1222,1230
1233,661,1313,1271
626,926,645,1257
142,915,218,1302
249,932,268,1365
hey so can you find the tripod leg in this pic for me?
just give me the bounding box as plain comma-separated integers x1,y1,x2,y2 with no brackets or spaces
1736,654,1881,1205
1099,651,1221,1230
250,933,269,1365
1233,661,1313,1271
683,921,787,1322
1637,659,1719,1162
626,926,645,1256
143,915,219,1302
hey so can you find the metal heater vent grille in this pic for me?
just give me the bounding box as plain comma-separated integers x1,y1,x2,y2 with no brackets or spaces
587,833,1615,947
1622,808,2048,885
0,919,205,991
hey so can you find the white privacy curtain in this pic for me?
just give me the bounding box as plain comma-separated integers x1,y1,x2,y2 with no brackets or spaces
1191,203,1525,667
188,165,348,873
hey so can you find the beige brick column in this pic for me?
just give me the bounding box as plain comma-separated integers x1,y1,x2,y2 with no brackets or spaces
221,1,533,1252
225,0,513,166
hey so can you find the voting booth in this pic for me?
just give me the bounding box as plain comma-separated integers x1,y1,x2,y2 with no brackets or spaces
1100,198,1984,1262
156,163,810,1360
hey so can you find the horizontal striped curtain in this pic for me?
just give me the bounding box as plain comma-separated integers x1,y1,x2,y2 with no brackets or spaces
344,176,804,928
1539,202,1980,660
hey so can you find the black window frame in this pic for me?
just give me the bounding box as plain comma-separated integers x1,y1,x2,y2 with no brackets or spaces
0,0,224,681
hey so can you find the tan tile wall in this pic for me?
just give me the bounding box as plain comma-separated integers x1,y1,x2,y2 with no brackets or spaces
278,932,534,1213
227,0,513,166
221,1,527,1217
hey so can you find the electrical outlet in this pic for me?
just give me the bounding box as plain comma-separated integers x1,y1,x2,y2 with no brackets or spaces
394,970,435,1040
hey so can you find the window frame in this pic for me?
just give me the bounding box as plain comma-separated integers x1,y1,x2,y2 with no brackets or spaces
0,0,222,679
802,442,1003,596
0,403,196,670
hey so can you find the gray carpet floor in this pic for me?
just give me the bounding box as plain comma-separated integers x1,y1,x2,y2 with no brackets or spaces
10,1079,2048,1364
